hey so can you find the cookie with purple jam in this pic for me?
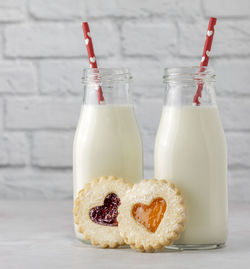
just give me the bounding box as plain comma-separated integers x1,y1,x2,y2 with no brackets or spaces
73,176,132,248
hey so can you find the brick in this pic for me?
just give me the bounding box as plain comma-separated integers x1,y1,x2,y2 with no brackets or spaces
218,97,250,130
4,23,81,58
228,169,250,202
0,99,3,131
0,170,72,199
0,30,2,60
179,20,250,57
6,98,81,130
142,130,156,170
0,63,37,94
176,0,202,20
29,0,85,20
122,22,177,56
214,21,250,57
86,0,201,19
203,0,250,18
0,0,26,22
39,60,83,95
214,60,250,94
226,132,250,169
4,22,118,57
135,97,163,131
32,132,73,168
0,133,29,166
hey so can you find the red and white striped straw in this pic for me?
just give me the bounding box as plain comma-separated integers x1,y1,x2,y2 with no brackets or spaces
82,22,104,104
193,17,217,105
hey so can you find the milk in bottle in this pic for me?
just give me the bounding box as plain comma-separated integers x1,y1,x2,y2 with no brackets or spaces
154,67,228,249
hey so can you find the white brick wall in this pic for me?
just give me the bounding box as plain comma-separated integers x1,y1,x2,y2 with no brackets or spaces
32,131,74,167
202,0,250,18
218,97,250,130
0,0,27,22
5,23,83,57
0,0,249,202
0,63,37,94
215,59,250,94
39,60,83,95
29,0,85,20
0,99,4,130
6,98,80,129
122,21,177,56
0,133,29,166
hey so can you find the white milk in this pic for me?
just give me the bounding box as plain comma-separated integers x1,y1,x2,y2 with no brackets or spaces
155,105,228,245
73,104,143,197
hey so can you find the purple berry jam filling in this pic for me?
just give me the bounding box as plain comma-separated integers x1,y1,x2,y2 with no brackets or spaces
89,193,121,226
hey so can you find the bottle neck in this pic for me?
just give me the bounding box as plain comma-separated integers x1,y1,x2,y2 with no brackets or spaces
82,68,132,105
163,66,217,106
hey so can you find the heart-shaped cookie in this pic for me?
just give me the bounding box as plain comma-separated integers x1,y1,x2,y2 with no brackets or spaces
73,176,132,248
89,193,120,226
132,198,166,232
118,179,186,252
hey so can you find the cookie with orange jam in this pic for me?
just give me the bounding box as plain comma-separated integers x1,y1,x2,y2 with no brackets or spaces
117,179,186,252
73,176,132,248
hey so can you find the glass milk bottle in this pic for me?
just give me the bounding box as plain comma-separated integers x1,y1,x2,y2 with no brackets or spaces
154,67,228,249
73,68,143,240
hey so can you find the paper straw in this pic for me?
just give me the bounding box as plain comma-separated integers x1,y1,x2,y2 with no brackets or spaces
82,22,104,104
193,17,217,105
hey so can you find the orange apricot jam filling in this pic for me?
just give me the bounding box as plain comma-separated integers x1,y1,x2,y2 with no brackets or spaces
132,198,167,233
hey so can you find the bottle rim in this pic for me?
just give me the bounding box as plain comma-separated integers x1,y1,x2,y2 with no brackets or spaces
163,66,216,83
82,68,132,84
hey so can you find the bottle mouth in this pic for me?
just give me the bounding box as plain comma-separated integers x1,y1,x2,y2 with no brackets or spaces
82,68,132,85
163,66,215,83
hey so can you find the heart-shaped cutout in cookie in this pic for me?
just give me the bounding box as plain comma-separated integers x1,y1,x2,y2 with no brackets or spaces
89,193,120,226
132,198,167,233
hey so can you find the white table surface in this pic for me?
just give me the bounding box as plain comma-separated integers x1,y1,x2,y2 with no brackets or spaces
0,201,249,269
